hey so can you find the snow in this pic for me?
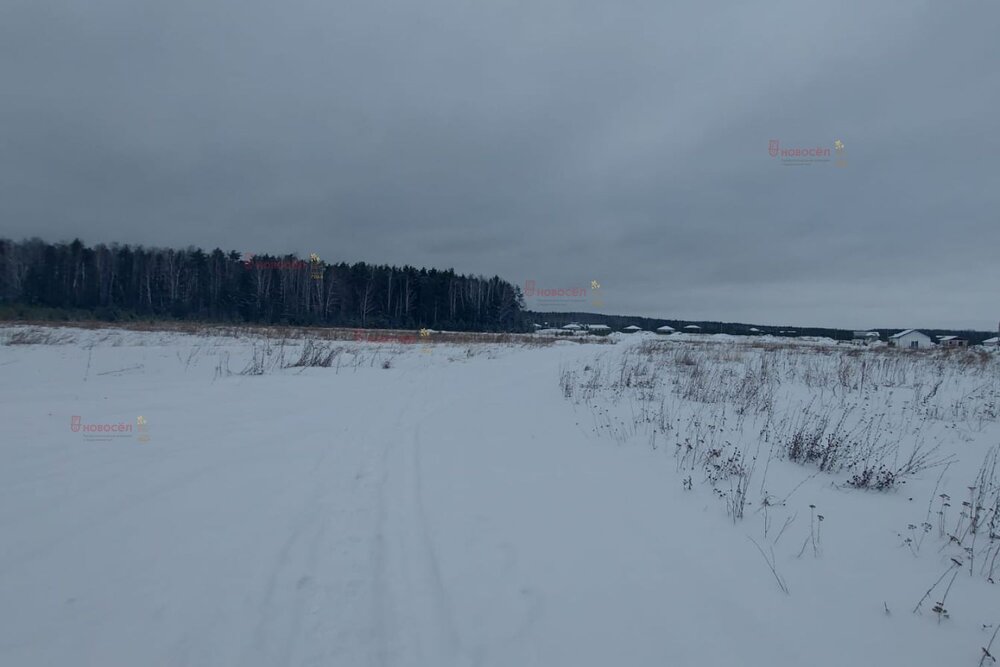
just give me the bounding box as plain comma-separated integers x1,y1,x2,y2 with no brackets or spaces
1,324,999,666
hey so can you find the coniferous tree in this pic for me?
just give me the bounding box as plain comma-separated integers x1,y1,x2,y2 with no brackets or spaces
0,238,529,331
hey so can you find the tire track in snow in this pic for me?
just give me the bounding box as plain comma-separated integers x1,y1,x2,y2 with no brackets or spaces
370,367,479,666
245,443,336,667
368,385,425,667
411,425,462,659
397,346,588,666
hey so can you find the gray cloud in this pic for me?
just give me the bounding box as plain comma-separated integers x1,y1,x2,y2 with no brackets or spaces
1,0,998,329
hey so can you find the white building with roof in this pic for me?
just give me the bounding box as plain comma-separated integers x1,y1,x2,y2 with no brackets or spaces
937,335,967,348
655,325,675,335
852,331,880,345
889,329,933,349
585,324,611,336
622,325,642,333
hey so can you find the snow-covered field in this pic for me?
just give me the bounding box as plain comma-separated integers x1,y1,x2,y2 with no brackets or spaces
1,325,998,666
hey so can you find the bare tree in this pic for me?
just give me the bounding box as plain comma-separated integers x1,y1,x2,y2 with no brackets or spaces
358,267,377,326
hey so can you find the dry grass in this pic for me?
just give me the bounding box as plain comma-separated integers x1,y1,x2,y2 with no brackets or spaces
1,327,78,346
0,319,602,348
565,340,997,508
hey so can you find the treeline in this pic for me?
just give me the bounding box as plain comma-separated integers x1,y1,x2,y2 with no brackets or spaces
0,238,528,331
529,311,856,338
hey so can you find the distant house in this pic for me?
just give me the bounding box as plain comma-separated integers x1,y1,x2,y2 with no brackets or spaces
655,325,675,335
852,331,880,344
622,325,642,333
683,325,701,332
982,337,1000,348
585,324,611,336
937,335,967,348
749,327,761,334
889,330,933,350
562,324,583,331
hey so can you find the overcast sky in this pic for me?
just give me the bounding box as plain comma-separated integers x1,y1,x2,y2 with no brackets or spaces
2,0,998,330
